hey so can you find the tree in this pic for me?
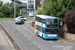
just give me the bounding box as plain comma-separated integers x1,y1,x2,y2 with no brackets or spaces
64,10,75,34
1,4,11,18
0,2,23,18
37,0,75,20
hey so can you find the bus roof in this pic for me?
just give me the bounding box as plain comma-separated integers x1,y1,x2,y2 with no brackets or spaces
36,15,58,19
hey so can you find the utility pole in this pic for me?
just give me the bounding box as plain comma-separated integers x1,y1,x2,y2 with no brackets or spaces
30,0,31,12
14,0,16,49
34,0,36,16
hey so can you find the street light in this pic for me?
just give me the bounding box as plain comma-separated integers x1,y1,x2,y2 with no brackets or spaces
14,0,16,49
34,0,36,16
12,0,16,49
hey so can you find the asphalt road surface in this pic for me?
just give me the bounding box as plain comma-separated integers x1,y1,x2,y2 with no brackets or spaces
1,21,75,50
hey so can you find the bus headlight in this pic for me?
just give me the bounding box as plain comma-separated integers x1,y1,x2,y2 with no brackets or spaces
58,29,59,30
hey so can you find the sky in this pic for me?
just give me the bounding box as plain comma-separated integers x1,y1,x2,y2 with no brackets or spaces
1,0,12,4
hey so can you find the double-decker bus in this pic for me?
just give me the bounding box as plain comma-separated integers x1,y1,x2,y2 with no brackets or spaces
34,15,59,39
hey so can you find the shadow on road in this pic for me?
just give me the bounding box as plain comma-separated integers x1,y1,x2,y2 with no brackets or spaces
15,23,24,25
43,39,58,41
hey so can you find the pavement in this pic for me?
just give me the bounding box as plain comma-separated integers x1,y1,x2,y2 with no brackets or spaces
0,29,11,50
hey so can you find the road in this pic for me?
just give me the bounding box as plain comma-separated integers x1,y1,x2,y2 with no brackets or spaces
1,21,75,50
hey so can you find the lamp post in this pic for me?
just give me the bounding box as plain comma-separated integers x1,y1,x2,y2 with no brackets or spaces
34,0,36,16
14,0,16,49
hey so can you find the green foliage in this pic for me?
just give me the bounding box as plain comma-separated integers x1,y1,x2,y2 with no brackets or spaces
59,18,63,21
0,0,3,7
16,13,23,17
0,1,23,18
1,4,11,18
26,17,33,19
37,0,75,21
0,12,5,18
37,6,42,15
0,18,13,21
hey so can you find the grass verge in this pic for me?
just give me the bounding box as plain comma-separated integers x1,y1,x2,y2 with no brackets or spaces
26,17,33,19
0,18,13,21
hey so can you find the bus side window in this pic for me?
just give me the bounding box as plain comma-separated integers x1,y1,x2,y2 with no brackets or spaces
38,18,41,22
39,18,42,22
36,17,40,22
42,28,45,33
36,25,41,32
42,19,45,24
36,17,38,21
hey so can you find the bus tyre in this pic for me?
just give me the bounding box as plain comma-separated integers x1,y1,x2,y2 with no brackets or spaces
42,34,44,39
36,32,38,36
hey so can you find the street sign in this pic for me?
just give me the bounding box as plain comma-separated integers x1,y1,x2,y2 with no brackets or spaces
60,21,63,26
23,9,27,14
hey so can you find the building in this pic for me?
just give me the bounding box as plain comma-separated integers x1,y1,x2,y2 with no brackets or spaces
38,0,43,7
27,0,34,10
19,0,27,3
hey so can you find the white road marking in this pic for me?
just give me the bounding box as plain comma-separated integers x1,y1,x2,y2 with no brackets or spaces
21,32,23,34
24,25,34,35
19,30,21,32
38,46,42,50
32,42,36,45
24,34,27,37
28,38,31,41
32,42,42,50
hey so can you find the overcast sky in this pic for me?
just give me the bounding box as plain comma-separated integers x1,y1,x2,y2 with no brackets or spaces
1,0,12,4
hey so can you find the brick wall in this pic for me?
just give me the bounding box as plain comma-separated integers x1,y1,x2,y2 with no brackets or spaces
64,33,75,41
63,24,75,41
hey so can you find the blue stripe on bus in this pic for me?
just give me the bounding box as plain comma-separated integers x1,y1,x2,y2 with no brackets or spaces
45,18,58,19
38,31,40,36
43,34,58,39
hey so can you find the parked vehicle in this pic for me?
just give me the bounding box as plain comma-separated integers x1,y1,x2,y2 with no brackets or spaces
34,15,59,39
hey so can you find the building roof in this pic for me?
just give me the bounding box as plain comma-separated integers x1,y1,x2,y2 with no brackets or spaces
36,15,58,19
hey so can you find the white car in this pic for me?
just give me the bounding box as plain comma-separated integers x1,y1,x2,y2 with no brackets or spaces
15,16,26,21
15,16,26,24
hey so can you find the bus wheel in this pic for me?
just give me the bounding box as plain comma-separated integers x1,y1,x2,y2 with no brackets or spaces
42,34,44,39
36,32,38,36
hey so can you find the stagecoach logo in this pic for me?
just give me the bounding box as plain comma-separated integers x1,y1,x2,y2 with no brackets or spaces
37,22,41,26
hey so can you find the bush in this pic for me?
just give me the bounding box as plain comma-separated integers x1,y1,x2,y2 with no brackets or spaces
0,12,5,18
59,18,63,21
17,13,23,16
64,10,75,34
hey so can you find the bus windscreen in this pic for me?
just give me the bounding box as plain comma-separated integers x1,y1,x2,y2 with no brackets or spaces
46,19,58,25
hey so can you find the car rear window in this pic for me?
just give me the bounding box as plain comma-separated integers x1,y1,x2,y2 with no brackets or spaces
20,17,25,18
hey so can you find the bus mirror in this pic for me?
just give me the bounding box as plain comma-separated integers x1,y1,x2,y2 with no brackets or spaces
59,21,64,27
